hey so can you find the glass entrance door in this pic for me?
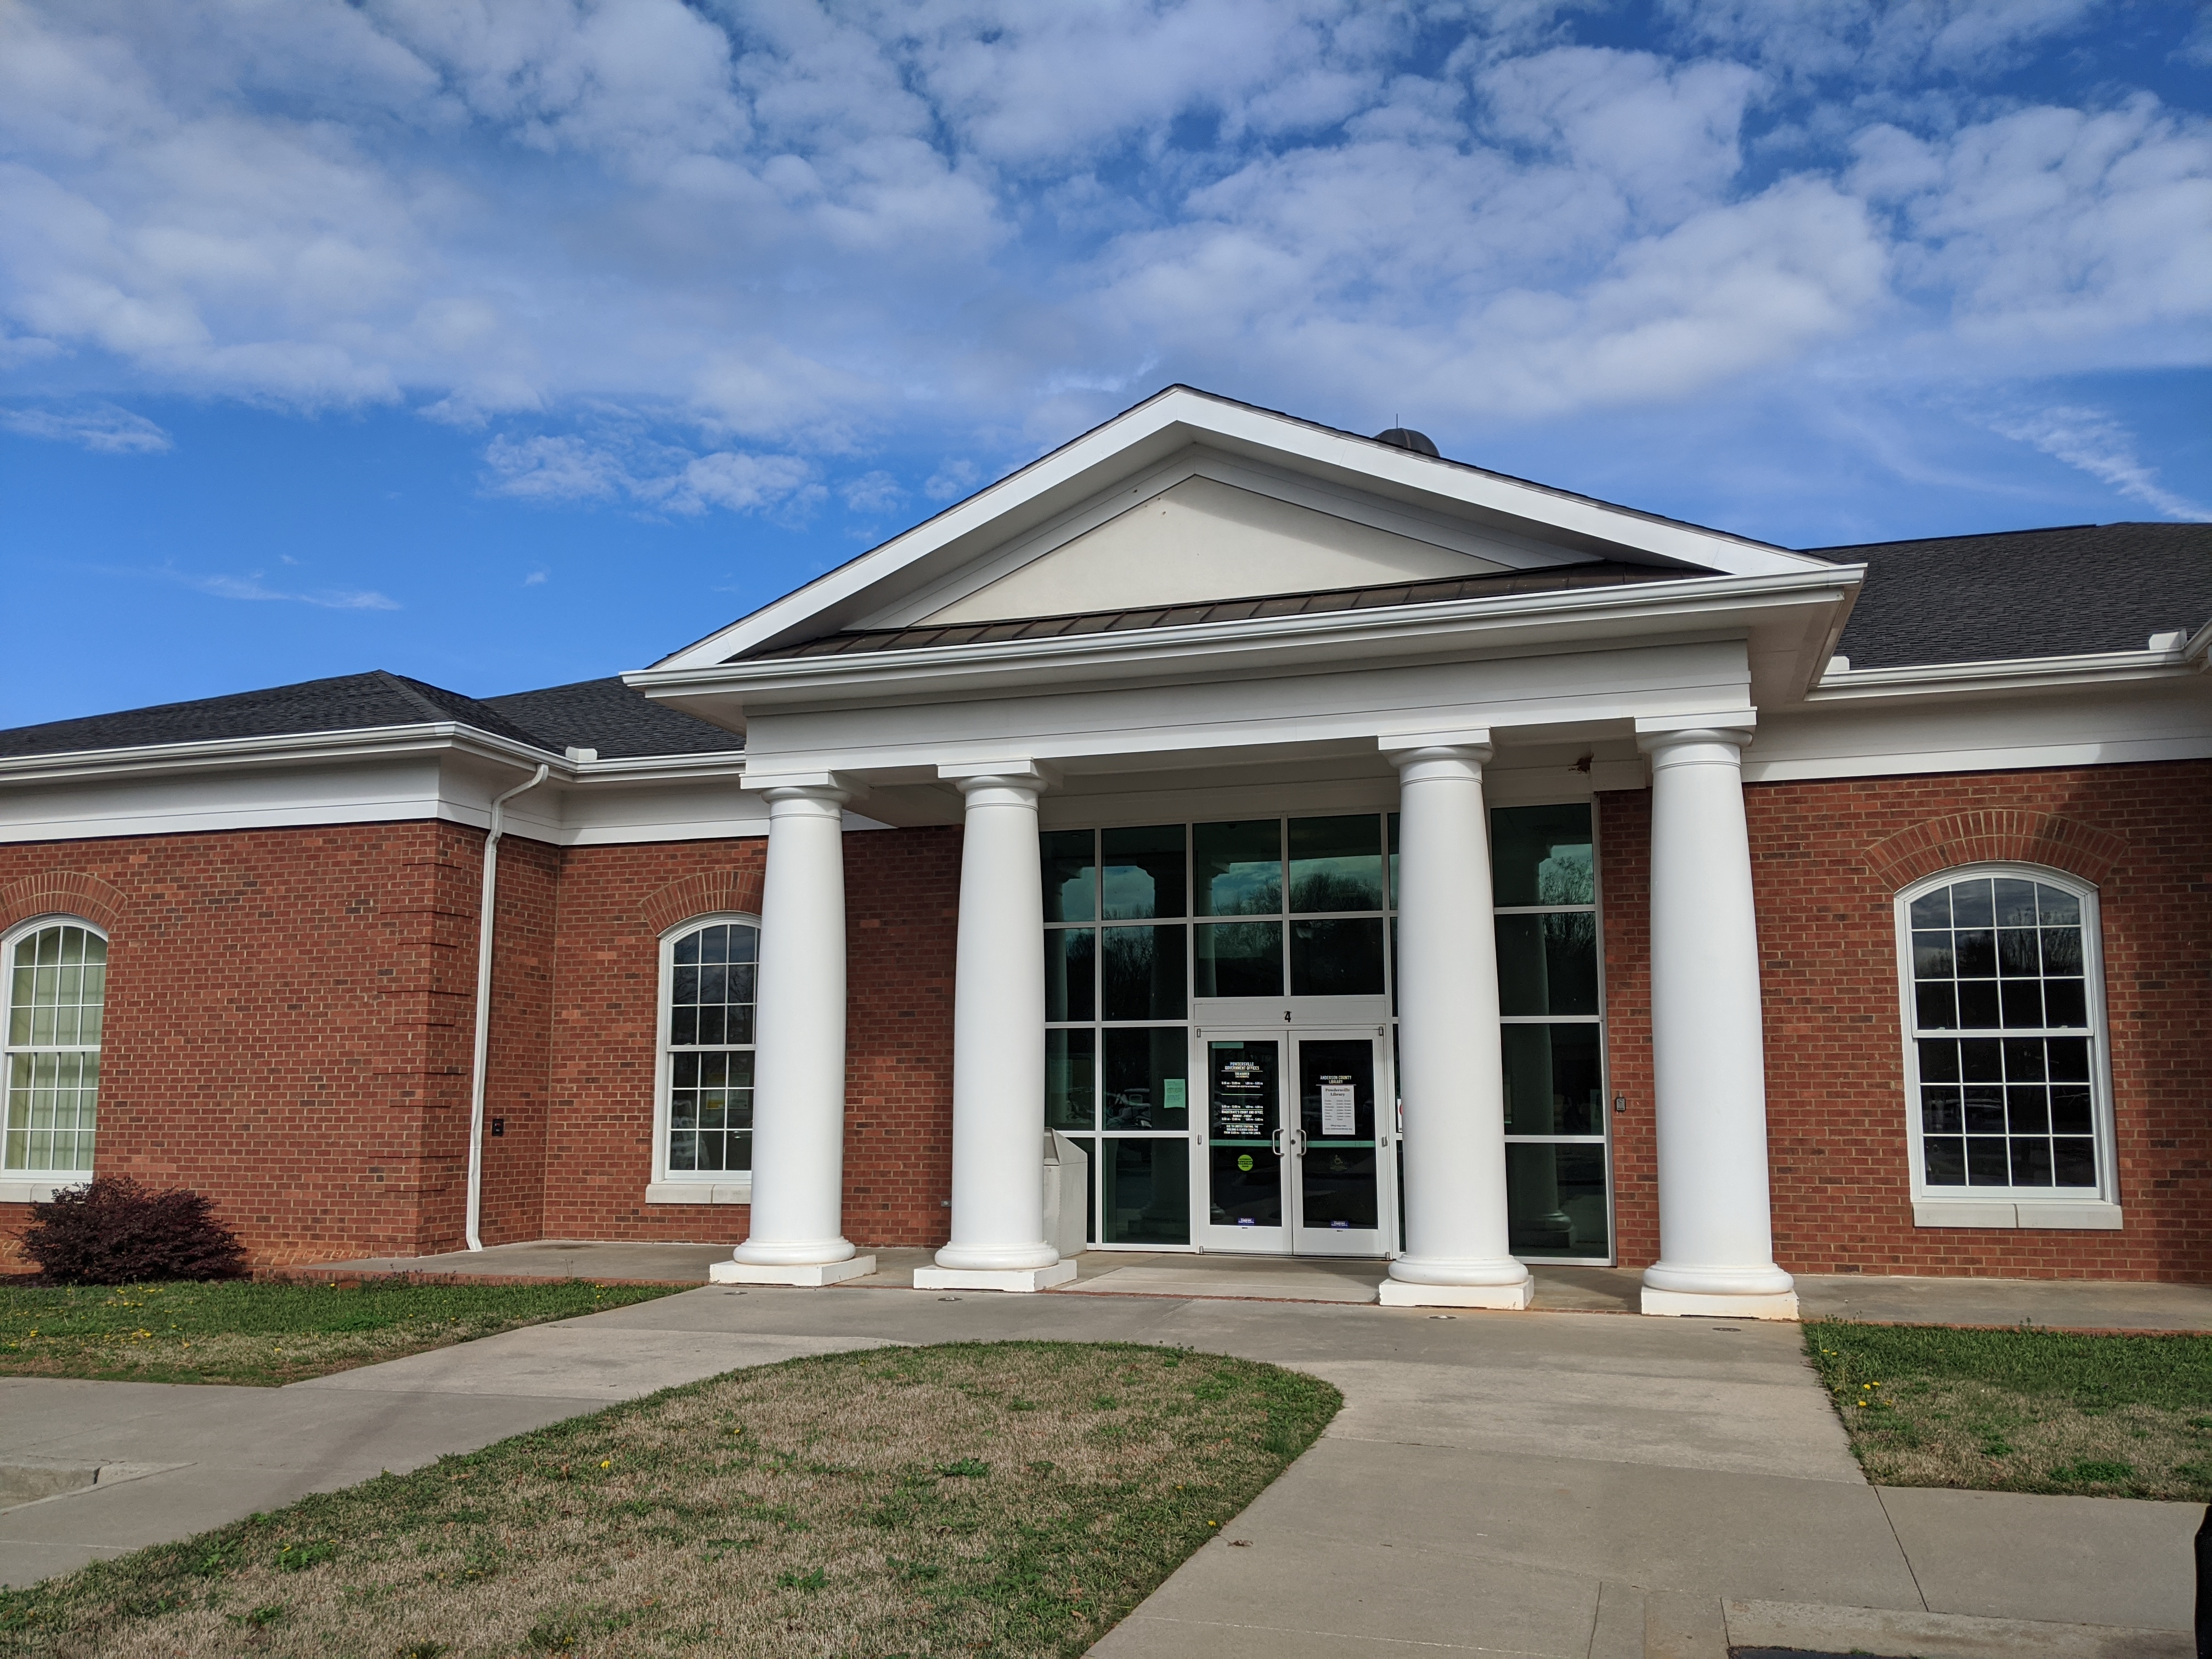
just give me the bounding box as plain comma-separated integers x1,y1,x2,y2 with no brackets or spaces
1199,1037,1287,1250
1196,1031,1394,1255
1291,1036,1388,1255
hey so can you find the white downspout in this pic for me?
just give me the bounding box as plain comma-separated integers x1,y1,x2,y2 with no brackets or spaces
465,762,551,1252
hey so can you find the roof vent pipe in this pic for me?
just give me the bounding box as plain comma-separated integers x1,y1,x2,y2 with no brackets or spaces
1374,427,1441,457
465,761,550,1252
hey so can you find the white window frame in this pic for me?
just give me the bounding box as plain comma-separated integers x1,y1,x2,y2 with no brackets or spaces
1894,865,2123,1230
1,913,108,1202
644,911,759,1207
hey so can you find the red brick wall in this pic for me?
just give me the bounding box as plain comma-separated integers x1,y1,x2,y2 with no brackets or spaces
1600,760,2212,1282
537,826,962,1249
479,834,558,1246
0,823,487,1267
538,838,766,1244
843,826,960,1246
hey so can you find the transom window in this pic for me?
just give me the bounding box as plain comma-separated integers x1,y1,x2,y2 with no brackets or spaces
662,918,758,1177
3,920,106,1176
1900,871,2105,1193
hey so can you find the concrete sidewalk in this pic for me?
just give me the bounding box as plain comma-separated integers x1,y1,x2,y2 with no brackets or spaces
1,1284,2197,1655
297,1238,2212,1331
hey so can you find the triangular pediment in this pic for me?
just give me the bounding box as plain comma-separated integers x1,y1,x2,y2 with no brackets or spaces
915,475,1515,624
648,386,1838,670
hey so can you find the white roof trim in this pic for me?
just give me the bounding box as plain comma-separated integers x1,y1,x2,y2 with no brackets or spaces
650,386,1832,672
0,724,746,788
1807,639,2209,702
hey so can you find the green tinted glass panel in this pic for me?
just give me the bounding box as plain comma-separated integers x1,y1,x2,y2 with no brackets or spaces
1492,804,1594,906
1046,1029,1096,1130
1045,929,1096,1022
1288,815,1384,912
1102,1136,1189,1245
1501,1023,1603,1136
1195,821,1281,916
1102,925,1186,1021
1101,825,1186,919
1506,1142,1609,1257
1103,1027,1188,1131
1041,831,1097,922
1194,921,1282,997
1496,913,1598,1016
1289,918,1384,996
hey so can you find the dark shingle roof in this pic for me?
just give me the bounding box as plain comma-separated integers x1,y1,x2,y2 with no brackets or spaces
0,670,740,763
737,560,1708,661
481,678,743,758
1815,522,2212,670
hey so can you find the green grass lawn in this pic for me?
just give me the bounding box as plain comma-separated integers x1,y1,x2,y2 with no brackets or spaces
1807,1318,2212,1501
0,1340,1341,1659
0,1278,683,1386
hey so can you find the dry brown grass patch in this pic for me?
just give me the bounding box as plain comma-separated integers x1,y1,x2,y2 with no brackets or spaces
0,1340,1340,1658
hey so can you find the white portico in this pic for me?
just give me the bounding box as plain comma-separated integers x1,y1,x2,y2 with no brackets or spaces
637,388,1861,1318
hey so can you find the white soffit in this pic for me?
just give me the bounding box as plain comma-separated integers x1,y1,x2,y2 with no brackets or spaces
647,387,1831,670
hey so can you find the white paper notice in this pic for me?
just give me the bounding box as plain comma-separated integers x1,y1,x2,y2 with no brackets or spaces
1320,1084,1356,1136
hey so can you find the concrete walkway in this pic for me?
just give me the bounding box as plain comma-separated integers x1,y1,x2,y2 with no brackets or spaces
297,1238,2212,1330
1,1277,2197,1655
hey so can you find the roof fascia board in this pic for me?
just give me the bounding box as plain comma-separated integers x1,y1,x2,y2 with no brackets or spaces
0,723,746,790
631,568,1855,713
1807,644,2207,702
650,387,1829,670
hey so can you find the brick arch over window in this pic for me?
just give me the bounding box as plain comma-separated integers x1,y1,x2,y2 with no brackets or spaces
638,867,765,937
0,869,126,935
1864,811,2126,891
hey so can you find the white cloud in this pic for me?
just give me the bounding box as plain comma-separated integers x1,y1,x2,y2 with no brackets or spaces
1853,96,2212,361
924,458,980,500
840,469,904,512
482,430,817,517
0,401,170,452
148,567,402,608
1989,405,2212,521
0,0,2202,504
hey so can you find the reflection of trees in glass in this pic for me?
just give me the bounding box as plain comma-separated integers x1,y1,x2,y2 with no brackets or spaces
1536,846,1594,906
1206,868,1281,914
1289,867,1383,914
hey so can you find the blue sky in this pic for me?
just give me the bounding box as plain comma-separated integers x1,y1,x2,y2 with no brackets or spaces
3,0,2207,729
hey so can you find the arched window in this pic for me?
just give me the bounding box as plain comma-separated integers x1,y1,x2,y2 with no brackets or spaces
3,918,107,1177
1897,869,2111,1202
659,916,759,1182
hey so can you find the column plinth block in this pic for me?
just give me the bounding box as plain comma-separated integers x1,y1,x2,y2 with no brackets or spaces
914,1261,1077,1294
1378,1278,1535,1310
1640,1286,1799,1321
711,1255,877,1288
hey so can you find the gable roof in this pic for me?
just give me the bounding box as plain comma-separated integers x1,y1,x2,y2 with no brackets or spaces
739,560,1705,662
0,671,740,764
650,385,1835,671
1813,522,2212,669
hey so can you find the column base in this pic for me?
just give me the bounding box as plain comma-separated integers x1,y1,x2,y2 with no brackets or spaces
710,1255,877,1288
1378,1278,1535,1310
913,1260,1077,1294
1640,1286,1799,1321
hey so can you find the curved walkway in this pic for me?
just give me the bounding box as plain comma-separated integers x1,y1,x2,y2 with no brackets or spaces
1,1261,2200,1656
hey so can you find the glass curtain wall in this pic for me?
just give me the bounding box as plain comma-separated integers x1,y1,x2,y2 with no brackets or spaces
1489,804,1609,1259
1043,825,1192,1245
1042,804,1608,1260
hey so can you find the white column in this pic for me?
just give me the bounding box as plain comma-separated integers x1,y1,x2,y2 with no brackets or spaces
1378,735,1533,1310
915,761,1077,1293
1634,715,1797,1320
713,780,876,1288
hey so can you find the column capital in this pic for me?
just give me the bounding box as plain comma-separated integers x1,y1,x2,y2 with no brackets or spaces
1379,728,1492,769
938,757,1060,797
1633,711,1756,759
744,768,855,805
